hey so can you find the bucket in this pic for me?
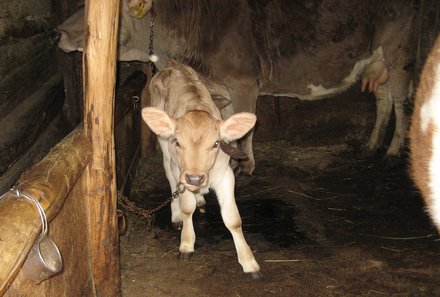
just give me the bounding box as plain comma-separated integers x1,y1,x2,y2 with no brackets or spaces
22,235,63,282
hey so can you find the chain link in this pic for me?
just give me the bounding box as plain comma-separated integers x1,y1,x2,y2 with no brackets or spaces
148,0,158,74
117,182,186,229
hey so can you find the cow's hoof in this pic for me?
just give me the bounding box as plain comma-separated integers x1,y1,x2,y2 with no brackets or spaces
248,271,263,280
179,252,193,261
172,221,183,231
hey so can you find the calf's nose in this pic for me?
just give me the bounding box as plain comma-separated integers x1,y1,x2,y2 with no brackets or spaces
185,174,206,186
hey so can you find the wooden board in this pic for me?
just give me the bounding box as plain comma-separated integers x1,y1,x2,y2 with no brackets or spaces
0,74,64,174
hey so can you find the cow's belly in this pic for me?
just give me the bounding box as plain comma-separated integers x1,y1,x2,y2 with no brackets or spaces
260,47,384,100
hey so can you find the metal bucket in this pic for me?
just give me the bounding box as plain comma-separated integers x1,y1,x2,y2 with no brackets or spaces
22,235,63,282
5,189,64,283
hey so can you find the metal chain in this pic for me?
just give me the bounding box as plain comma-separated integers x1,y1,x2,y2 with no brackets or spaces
117,182,186,227
148,0,158,74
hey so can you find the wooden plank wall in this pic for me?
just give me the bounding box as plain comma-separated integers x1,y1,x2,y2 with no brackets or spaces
0,0,71,193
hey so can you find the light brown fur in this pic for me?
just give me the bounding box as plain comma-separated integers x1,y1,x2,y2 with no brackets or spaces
141,61,261,277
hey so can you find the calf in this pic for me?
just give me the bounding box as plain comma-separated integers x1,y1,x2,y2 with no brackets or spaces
409,37,440,233
141,61,261,278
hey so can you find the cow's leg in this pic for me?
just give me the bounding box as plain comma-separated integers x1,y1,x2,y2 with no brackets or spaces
367,80,393,153
195,193,206,214
386,94,407,157
386,69,411,157
228,79,259,175
213,167,261,278
178,191,197,259
158,139,183,228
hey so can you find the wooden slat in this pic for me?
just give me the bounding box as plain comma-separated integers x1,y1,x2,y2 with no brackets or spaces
0,74,64,174
0,128,91,295
0,34,56,116
82,0,121,295
0,113,70,194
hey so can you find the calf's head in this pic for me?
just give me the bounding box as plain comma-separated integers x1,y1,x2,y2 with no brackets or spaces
142,107,256,191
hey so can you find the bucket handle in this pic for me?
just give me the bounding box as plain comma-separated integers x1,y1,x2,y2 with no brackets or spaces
0,188,48,241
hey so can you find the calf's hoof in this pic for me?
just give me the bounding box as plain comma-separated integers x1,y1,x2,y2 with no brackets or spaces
179,252,194,261
172,221,183,231
248,271,263,280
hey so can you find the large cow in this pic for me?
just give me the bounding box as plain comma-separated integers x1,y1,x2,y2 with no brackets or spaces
56,0,416,175
141,60,261,278
409,36,440,233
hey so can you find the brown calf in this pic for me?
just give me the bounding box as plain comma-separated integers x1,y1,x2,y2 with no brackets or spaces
141,61,261,278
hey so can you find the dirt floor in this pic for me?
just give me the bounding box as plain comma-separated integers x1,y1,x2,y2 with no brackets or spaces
120,139,440,297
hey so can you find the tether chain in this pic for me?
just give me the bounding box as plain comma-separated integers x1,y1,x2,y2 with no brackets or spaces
117,182,185,228
148,0,158,74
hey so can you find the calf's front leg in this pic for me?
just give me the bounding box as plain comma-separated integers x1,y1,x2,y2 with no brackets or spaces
213,167,261,278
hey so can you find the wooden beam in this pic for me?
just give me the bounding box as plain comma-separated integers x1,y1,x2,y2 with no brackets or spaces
0,128,91,295
0,113,70,194
0,74,64,174
82,0,121,296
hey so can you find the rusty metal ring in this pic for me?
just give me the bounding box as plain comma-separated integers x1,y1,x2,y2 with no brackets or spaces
176,182,186,194
116,209,127,236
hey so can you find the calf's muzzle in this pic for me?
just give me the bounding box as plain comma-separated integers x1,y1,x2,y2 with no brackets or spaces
185,173,206,187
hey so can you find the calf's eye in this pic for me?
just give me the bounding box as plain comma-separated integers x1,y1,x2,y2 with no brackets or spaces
171,138,180,147
213,140,220,149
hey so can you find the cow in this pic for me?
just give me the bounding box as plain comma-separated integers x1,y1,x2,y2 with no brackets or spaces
55,0,416,175
409,36,440,233
141,60,261,278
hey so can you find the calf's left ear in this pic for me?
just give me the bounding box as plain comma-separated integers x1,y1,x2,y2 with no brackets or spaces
141,107,176,138
220,112,257,142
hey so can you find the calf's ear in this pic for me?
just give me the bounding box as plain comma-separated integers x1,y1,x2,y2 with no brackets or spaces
220,112,257,142
141,107,176,138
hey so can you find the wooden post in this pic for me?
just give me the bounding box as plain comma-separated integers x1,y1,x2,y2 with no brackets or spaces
83,0,121,296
